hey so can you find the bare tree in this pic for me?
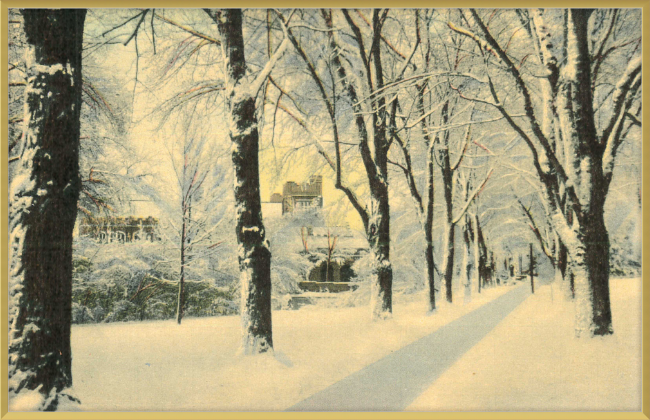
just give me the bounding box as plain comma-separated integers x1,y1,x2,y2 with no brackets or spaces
384,9,439,311
96,7,290,350
325,229,338,282
210,8,290,353
274,9,435,318
269,9,395,319
450,8,641,335
157,127,227,324
458,170,493,300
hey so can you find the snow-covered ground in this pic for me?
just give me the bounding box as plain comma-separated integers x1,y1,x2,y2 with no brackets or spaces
407,277,642,411
69,285,514,411
40,278,640,412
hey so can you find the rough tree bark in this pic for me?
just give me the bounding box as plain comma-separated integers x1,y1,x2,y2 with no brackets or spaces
214,9,274,353
554,9,612,335
424,146,436,310
8,9,86,411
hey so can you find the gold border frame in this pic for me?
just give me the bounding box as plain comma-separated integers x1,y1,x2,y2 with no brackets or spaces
0,2,647,419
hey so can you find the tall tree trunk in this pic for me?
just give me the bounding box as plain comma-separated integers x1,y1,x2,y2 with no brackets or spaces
8,9,86,410
424,148,436,312
176,206,187,324
442,221,456,303
473,214,481,294
367,10,393,320
368,194,392,320
441,222,455,303
414,77,437,312
216,9,273,353
555,9,612,336
461,216,473,301
440,133,455,303
578,201,611,333
567,195,613,336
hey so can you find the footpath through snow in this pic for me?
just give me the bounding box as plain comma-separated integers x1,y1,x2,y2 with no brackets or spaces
406,277,642,411
68,284,513,411
288,283,530,411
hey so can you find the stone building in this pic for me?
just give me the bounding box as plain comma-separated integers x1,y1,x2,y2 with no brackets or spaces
262,176,324,220
77,196,161,243
281,175,323,214
78,215,159,243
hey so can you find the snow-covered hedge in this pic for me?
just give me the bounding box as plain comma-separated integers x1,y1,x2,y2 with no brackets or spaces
71,240,239,323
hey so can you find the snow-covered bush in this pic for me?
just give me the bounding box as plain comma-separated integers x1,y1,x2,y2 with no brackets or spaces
71,302,95,324
610,211,641,277
266,209,324,298
103,300,140,322
350,251,375,284
71,241,239,323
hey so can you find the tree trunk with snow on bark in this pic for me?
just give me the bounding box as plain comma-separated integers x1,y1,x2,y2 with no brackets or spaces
8,9,86,411
214,9,276,353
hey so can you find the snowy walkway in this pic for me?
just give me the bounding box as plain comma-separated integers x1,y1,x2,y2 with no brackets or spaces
288,283,531,411
406,278,642,411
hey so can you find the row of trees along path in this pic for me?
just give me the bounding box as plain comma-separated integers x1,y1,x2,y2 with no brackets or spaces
7,8,641,410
